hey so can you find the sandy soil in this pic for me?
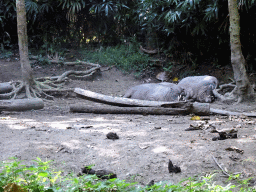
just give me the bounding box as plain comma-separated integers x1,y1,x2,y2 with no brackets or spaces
1,59,256,187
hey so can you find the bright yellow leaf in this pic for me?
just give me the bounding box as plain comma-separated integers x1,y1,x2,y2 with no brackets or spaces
191,116,201,120
172,77,179,82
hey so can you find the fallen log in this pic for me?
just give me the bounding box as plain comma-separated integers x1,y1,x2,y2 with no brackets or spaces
70,105,191,115
0,98,44,112
210,108,256,117
74,88,256,117
73,88,211,115
0,82,13,93
74,88,189,108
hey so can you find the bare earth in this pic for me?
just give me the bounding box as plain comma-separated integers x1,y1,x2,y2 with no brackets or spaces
1,59,256,187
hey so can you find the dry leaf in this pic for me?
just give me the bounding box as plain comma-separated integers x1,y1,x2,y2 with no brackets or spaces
172,77,179,82
191,116,201,120
3,183,27,192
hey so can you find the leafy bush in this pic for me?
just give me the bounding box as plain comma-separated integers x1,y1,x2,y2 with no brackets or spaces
0,50,13,59
80,44,153,74
0,158,255,192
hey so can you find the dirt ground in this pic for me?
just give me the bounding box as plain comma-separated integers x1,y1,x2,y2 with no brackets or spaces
1,59,256,187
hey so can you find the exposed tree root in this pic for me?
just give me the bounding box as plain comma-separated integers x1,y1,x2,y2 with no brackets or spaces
139,45,159,54
213,82,255,104
213,83,244,104
0,61,101,100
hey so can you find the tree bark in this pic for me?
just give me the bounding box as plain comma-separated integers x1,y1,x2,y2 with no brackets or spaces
0,98,44,112
73,88,212,115
228,0,254,102
16,0,35,97
70,105,192,115
74,88,190,108
210,108,256,117
0,83,13,93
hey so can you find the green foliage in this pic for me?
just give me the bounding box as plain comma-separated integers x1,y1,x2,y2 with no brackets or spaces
1,158,255,192
0,157,137,192
0,50,13,59
2,0,256,69
0,0,16,50
81,44,152,74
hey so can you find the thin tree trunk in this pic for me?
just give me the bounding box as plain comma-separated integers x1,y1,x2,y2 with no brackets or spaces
228,0,253,102
16,0,35,98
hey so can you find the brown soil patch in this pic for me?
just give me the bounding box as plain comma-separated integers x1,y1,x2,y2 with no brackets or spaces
1,59,256,186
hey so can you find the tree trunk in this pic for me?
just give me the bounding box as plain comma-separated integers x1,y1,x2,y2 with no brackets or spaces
70,105,192,115
0,98,44,112
16,0,35,97
0,83,13,93
228,0,254,102
73,88,213,115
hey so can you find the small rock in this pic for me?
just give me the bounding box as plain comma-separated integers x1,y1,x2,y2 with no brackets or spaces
225,146,244,154
247,121,255,124
73,124,93,129
229,155,241,161
106,132,119,140
168,160,181,173
185,124,201,131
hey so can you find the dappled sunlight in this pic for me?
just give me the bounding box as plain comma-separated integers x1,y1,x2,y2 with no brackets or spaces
0,117,36,130
236,138,255,143
152,146,170,153
61,140,81,149
1,106,256,186
33,142,56,150
46,121,71,129
120,130,148,137
0,114,131,131
91,146,120,158
87,117,128,125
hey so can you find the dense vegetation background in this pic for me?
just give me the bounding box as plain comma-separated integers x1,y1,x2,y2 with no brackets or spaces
1,0,256,73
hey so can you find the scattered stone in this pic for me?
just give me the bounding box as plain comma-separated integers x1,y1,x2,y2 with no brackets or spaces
139,143,150,149
106,132,119,140
225,146,244,154
200,116,211,120
185,122,216,131
74,124,93,129
185,124,202,131
212,128,238,141
246,121,255,125
35,128,48,131
212,136,220,141
168,159,181,173
229,155,241,161
56,146,72,154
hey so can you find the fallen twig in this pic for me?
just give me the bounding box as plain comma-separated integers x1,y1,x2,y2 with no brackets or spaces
212,155,230,177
